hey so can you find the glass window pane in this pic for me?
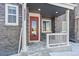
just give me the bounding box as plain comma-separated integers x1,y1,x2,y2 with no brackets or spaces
8,6,16,14
8,15,12,23
8,15,16,23
46,21,51,31
8,9,16,14
13,9,16,14
43,20,51,32
32,20,37,36
12,16,16,23
43,21,46,31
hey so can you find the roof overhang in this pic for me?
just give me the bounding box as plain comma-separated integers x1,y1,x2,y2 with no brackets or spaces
26,3,77,17
49,3,77,10
27,3,67,17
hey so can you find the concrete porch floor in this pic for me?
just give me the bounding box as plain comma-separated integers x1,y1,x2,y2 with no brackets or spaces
13,41,79,56
49,42,79,56
26,41,79,56
22,41,79,56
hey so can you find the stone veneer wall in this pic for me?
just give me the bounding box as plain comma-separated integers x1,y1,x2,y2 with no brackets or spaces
67,4,79,42
69,10,75,41
0,3,22,55
74,4,79,42
55,14,66,33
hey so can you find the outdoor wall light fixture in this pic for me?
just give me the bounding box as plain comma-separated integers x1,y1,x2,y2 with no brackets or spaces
38,8,41,11
56,11,58,13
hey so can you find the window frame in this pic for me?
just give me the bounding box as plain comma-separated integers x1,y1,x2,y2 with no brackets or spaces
42,19,51,33
5,4,18,26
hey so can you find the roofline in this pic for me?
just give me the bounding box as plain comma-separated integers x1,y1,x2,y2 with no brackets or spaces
65,3,77,7
49,3,77,10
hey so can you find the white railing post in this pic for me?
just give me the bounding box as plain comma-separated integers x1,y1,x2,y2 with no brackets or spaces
21,3,27,52
46,34,49,48
66,10,70,45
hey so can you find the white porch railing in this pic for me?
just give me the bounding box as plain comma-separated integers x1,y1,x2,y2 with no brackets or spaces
46,33,69,48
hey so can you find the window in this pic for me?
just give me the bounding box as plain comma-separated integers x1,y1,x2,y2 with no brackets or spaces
42,19,51,33
62,21,67,32
5,4,18,26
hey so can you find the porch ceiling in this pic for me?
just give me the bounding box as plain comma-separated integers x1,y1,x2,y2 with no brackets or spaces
27,3,67,17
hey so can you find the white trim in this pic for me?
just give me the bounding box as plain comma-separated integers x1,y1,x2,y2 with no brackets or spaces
49,3,77,10
20,3,27,52
5,4,18,26
66,10,70,46
47,33,49,48
47,44,69,48
42,19,52,33
49,43,67,45
29,12,40,42
29,40,40,43
47,33,67,35
38,17,41,42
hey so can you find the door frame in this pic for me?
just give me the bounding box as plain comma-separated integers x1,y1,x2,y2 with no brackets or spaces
29,13,40,42
30,16,39,42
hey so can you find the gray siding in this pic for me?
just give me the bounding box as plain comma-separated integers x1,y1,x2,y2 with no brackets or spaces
74,4,79,42
0,3,22,55
69,4,79,43
55,14,66,33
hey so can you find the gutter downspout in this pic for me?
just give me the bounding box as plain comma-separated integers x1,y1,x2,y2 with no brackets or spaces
20,3,27,53
11,3,27,56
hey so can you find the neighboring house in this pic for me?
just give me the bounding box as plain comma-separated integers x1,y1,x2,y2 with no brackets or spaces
0,3,78,56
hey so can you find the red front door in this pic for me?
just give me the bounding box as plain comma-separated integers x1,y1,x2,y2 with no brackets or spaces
30,16,39,42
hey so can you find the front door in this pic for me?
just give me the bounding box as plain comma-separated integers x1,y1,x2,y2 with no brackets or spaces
30,16,39,42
